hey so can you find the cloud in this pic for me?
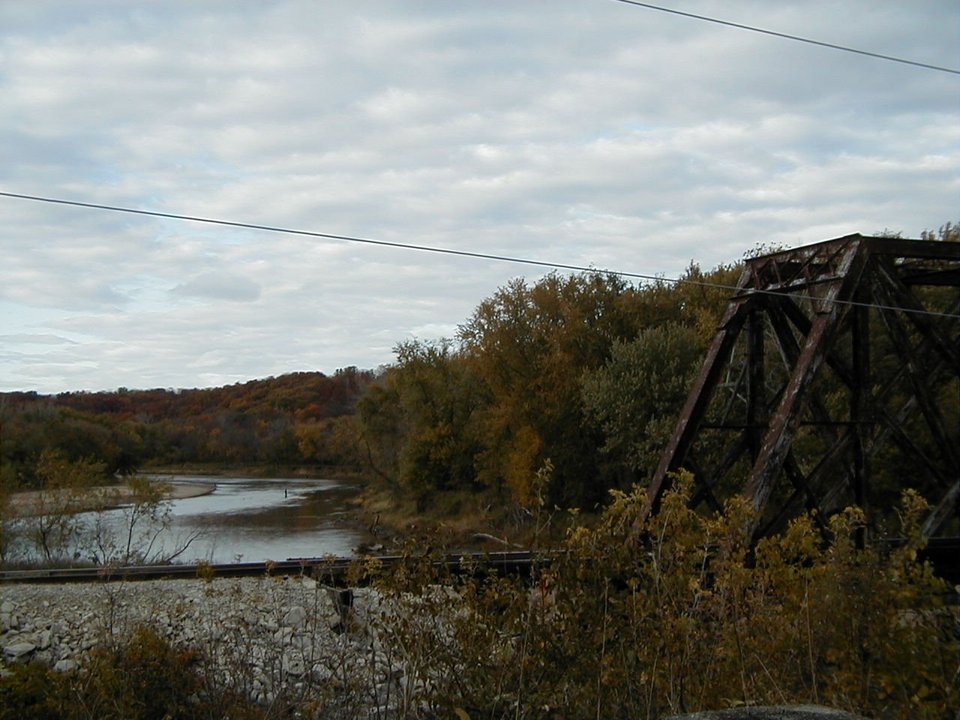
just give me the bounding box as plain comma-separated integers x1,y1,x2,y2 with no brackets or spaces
0,333,76,346
171,272,261,302
0,0,956,392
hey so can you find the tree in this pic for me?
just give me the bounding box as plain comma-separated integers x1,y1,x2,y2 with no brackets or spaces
458,272,647,508
358,340,487,508
21,450,103,562
582,322,705,482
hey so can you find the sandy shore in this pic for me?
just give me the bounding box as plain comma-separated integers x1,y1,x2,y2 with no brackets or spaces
6,480,216,517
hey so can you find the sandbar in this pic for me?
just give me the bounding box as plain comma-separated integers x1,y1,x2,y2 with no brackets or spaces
6,480,216,517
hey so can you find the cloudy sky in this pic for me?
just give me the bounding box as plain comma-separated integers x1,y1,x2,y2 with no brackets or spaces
1,1,957,394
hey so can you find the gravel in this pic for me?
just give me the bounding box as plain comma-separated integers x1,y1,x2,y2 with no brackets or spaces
1,575,405,710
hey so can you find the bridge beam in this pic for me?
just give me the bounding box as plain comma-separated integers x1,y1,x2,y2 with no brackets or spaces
649,234,960,543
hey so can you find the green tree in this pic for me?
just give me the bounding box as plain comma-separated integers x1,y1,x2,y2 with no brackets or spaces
359,340,486,508
582,321,705,482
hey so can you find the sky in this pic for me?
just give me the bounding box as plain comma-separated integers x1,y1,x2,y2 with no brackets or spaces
1,1,957,394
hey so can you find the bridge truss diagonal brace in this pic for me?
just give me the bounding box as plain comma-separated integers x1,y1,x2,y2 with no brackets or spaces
646,265,757,515
647,234,960,542
742,241,866,522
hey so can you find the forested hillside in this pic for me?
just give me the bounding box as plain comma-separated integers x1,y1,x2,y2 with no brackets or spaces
0,368,373,488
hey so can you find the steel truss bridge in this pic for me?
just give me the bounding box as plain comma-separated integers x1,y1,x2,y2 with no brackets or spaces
648,234,960,548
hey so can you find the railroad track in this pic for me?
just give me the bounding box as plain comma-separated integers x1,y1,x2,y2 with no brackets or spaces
0,550,541,586
2,539,956,587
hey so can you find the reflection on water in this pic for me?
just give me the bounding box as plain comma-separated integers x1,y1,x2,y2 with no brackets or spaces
5,476,371,566
148,475,371,563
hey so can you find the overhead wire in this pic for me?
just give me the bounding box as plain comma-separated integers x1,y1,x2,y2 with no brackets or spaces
1,11,956,319
1,190,958,321
611,0,960,76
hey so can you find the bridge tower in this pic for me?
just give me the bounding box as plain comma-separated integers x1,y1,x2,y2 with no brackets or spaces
648,234,960,542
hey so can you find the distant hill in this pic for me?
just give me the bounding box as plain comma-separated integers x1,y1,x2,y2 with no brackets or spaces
0,368,375,488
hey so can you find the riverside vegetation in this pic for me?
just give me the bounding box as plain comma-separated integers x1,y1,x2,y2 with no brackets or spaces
1,479,956,719
1,224,958,717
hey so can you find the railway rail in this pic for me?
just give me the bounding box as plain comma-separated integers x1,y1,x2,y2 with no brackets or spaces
0,550,541,586
1,539,957,587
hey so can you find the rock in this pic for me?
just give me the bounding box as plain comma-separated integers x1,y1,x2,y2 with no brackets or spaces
282,605,307,628
273,627,294,644
54,658,78,673
282,653,306,676
665,706,871,720
3,642,37,659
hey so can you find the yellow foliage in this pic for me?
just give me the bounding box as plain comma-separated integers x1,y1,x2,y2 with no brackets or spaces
379,475,959,718
504,425,543,507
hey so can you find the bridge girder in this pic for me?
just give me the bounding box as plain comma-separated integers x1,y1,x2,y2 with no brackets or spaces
649,234,960,541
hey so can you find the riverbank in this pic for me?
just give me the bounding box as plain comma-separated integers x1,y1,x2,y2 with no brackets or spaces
142,463,365,481
350,485,565,553
7,480,216,518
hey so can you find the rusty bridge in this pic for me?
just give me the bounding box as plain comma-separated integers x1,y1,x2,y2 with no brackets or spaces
648,234,960,550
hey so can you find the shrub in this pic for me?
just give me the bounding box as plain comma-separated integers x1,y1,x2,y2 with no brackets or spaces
0,626,266,720
0,662,70,720
2,480,955,719
368,476,957,718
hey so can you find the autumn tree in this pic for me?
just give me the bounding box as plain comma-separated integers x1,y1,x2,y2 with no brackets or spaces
454,272,652,508
358,341,487,508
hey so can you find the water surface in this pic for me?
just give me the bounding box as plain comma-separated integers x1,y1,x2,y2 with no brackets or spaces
8,475,372,566
147,475,370,563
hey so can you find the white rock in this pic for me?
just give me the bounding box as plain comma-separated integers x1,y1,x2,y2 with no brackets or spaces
3,642,37,658
273,627,294,644
282,653,306,676
53,658,78,672
282,605,307,628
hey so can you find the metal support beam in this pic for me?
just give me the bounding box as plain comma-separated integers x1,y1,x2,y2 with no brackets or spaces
649,234,960,541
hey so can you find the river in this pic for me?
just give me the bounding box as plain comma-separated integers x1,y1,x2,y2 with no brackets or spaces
9,475,374,566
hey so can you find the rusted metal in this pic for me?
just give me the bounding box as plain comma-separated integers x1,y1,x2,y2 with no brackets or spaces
650,235,960,543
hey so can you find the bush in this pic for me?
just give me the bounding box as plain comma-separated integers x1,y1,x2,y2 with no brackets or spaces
367,475,958,719
0,662,70,720
2,481,955,719
0,626,266,720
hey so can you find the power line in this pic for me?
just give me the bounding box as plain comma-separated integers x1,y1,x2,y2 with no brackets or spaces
0,190,624,277
1,190,958,321
612,0,960,76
